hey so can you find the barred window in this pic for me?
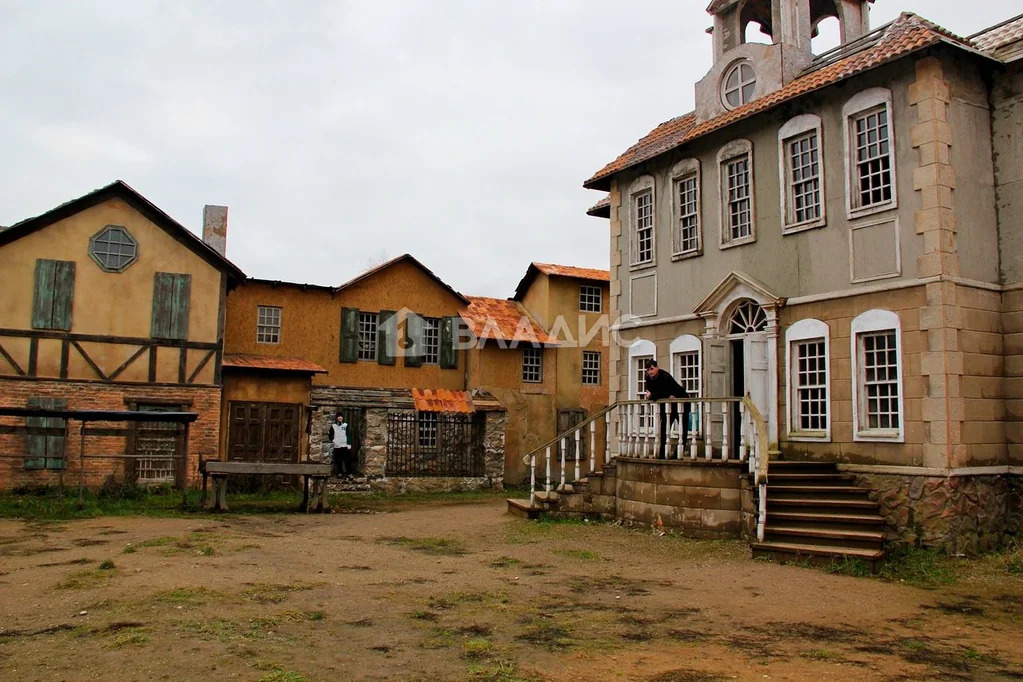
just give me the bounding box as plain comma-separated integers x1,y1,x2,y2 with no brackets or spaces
860,331,900,431
787,132,822,225
256,306,281,344
357,312,378,360
852,107,892,209
582,350,601,385
634,190,654,264
675,175,700,255
579,285,602,313
417,412,438,450
423,316,440,364
725,155,752,241
522,347,543,383
794,339,828,431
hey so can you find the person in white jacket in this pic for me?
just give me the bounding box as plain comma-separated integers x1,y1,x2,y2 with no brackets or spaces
328,413,356,476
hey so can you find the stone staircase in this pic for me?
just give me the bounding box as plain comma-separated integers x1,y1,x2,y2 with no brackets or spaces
750,461,887,571
326,475,373,495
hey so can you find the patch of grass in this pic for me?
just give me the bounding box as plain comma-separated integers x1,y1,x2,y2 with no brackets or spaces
516,619,572,651
181,618,243,642
54,568,114,590
429,591,509,611
195,544,215,556
821,557,872,578
461,637,495,661
554,548,601,560
259,670,307,682
801,648,838,661
305,611,325,621
880,547,957,587
330,488,510,513
241,582,315,605
98,559,116,570
153,586,227,606
384,536,467,556
108,629,149,649
489,556,522,568
411,609,440,621
466,658,537,682
234,543,262,552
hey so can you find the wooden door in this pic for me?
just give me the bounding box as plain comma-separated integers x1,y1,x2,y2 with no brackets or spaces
227,401,300,463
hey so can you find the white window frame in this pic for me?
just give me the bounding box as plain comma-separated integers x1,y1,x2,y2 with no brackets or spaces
628,175,656,268
357,312,378,361
522,346,543,383
721,60,757,110
851,309,904,442
670,158,702,260
669,334,702,397
778,114,826,233
256,305,282,344
422,316,440,365
785,319,831,442
579,285,602,313
717,139,756,249
843,88,897,220
627,339,655,434
582,350,601,385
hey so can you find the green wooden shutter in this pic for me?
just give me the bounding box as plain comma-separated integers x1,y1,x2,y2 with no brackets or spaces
152,273,191,340
404,313,423,368
24,397,66,470
340,308,360,363
32,259,75,331
440,316,458,370
377,310,396,366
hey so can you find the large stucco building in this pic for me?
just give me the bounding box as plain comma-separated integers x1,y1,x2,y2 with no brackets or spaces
584,0,1022,552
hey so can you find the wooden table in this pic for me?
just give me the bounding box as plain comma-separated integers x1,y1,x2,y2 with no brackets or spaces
200,460,333,512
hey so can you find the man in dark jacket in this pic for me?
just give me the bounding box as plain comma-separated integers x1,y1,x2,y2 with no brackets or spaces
644,360,691,459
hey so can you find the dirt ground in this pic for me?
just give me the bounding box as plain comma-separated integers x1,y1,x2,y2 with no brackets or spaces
1,498,1022,682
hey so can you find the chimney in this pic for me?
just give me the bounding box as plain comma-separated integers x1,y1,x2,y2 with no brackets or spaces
202,204,228,257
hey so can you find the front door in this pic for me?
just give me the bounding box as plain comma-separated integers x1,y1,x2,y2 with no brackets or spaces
227,401,300,463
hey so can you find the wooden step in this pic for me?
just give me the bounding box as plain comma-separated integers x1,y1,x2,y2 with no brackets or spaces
751,540,884,561
769,511,886,526
765,525,885,543
768,497,879,510
768,485,869,495
768,473,855,483
505,498,542,519
768,461,838,473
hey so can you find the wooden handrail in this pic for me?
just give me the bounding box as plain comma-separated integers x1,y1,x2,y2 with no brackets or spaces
520,403,616,466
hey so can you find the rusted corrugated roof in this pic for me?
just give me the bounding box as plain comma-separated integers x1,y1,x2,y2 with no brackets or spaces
222,353,327,374
461,297,557,346
411,388,475,413
584,12,980,191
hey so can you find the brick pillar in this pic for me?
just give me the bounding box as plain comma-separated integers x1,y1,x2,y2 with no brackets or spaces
910,57,965,467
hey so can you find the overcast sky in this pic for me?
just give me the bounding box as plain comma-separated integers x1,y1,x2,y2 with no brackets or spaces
1,1,1018,297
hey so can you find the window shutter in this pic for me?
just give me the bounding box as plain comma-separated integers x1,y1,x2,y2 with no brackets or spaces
339,308,359,363
32,259,75,331
24,397,66,470
24,397,46,470
377,310,396,365
152,273,191,340
440,316,458,369
404,313,424,368
44,398,67,470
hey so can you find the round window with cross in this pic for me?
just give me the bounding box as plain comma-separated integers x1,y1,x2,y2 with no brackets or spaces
88,225,139,272
722,61,757,109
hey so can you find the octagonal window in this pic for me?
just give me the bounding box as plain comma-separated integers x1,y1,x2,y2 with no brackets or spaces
89,225,138,272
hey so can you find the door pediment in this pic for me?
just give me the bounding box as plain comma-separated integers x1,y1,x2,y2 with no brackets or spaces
693,271,785,317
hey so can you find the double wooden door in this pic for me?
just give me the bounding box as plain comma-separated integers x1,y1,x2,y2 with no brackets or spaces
227,402,300,463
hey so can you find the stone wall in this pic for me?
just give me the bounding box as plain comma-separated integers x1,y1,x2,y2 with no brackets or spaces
856,472,1016,555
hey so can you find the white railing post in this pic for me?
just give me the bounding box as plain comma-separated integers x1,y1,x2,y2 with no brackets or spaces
627,404,635,456
560,437,567,488
574,428,581,482
757,483,767,542
545,445,552,495
676,401,685,460
529,453,536,506
649,404,658,459
589,420,596,474
690,400,699,460
721,402,730,461
738,401,747,462
704,401,713,460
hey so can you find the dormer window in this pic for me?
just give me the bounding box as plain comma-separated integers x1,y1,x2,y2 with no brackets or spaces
722,61,756,109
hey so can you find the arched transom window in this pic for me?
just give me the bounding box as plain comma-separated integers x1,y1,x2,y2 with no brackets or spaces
729,300,767,334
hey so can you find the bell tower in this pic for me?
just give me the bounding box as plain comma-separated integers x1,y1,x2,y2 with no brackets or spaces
694,0,873,123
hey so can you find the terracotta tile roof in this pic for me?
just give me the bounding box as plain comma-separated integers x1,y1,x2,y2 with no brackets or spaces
532,263,610,282
971,13,1023,55
584,13,979,191
586,195,611,218
222,353,327,374
411,388,475,413
461,297,557,346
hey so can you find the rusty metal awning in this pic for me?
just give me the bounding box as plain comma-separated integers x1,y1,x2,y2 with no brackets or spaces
411,389,474,414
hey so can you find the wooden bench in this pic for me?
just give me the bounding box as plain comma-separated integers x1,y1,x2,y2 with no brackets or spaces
200,460,333,513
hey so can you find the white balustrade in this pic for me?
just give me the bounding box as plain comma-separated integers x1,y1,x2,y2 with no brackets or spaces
589,420,596,475
690,401,699,459
721,402,730,461
738,402,747,462
605,410,611,467
529,453,536,506
560,436,567,488
545,445,552,495
574,428,581,481
704,401,713,460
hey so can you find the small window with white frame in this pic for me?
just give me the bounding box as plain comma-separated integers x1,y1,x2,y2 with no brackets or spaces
582,350,601,385
779,114,825,232
851,309,904,441
844,88,897,218
256,305,281,344
422,316,440,364
627,339,656,434
522,347,543,383
357,312,378,360
417,411,438,450
786,319,830,440
671,158,701,258
579,285,602,313
718,140,755,247
629,175,656,267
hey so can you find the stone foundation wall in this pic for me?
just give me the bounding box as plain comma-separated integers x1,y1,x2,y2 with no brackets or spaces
856,472,1016,555
1009,475,1023,537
